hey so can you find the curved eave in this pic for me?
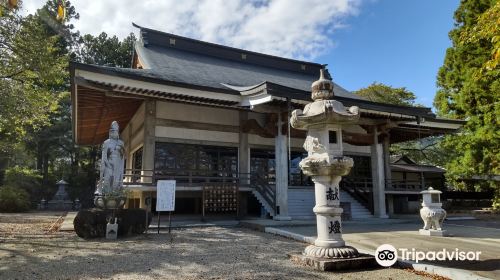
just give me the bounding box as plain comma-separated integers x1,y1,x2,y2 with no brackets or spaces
237,81,437,119
70,62,464,146
70,63,243,145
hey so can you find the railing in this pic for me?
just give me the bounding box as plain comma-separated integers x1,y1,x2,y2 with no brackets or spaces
289,173,313,186
122,168,276,213
124,168,240,186
249,173,276,212
385,180,424,192
123,169,155,185
340,177,373,214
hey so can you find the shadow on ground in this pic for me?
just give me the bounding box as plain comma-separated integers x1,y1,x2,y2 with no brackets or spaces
1,225,429,280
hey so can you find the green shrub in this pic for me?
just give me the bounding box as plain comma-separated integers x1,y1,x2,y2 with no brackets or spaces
4,166,42,189
3,166,45,201
0,186,31,212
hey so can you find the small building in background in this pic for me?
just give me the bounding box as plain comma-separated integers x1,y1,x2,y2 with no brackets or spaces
387,155,446,215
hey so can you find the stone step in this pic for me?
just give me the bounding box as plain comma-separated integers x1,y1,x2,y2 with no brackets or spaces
288,189,373,219
251,190,275,217
351,209,370,213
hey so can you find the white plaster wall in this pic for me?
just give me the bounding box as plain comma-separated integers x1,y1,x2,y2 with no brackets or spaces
131,103,145,128
156,101,239,126
156,126,239,143
344,143,370,154
248,134,304,148
130,128,144,152
248,134,274,146
342,124,370,154
121,125,130,143
121,102,145,169
120,103,144,142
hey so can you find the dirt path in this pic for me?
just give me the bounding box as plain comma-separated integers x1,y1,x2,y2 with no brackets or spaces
0,212,435,280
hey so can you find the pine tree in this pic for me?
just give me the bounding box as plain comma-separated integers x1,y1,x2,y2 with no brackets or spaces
434,0,499,208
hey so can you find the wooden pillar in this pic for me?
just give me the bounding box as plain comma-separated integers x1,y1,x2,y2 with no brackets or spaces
127,122,133,170
383,134,392,186
371,126,388,218
139,191,146,209
142,99,156,184
238,111,250,178
382,133,392,216
387,194,394,216
274,112,291,220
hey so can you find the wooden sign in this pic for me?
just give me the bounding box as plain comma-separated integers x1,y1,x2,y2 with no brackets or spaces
156,180,176,211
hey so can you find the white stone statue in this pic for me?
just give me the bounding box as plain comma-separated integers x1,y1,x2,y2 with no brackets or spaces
95,121,125,196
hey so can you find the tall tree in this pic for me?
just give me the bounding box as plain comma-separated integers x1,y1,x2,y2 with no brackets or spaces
353,82,417,106
16,0,79,185
0,1,69,181
434,0,499,208
74,32,136,67
353,82,446,166
0,0,137,205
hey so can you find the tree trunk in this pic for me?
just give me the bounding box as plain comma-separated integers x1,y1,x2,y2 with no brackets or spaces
42,154,49,186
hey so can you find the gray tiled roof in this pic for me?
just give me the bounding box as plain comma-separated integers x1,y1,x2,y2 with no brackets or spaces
134,33,364,100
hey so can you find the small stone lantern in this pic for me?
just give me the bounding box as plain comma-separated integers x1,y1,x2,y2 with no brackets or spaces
47,179,73,210
419,187,447,236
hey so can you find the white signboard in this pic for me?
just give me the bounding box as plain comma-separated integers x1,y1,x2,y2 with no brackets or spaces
156,180,176,211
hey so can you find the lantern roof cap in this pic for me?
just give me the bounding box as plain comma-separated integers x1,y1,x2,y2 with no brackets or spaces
420,187,442,194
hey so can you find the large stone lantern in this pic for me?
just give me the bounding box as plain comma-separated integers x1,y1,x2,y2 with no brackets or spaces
290,69,361,262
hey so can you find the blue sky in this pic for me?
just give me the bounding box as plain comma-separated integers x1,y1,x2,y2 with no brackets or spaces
320,0,460,109
24,0,461,110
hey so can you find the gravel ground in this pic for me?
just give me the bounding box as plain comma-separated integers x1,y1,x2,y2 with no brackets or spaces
0,212,435,280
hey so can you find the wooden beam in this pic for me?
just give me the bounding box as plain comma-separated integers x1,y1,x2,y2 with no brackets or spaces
75,78,113,92
156,118,240,133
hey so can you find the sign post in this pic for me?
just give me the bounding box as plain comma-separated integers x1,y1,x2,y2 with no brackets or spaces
145,195,152,234
156,180,176,234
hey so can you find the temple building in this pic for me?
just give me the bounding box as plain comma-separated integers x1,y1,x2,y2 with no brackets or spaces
70,24,462,219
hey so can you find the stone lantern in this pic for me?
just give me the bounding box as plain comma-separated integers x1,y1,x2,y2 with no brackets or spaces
290,69,372,269
47,179,73,210
419,187,447,236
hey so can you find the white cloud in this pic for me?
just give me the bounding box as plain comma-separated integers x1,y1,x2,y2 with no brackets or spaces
21,0,361,60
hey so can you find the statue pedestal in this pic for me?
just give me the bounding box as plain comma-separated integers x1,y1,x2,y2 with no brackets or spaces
94,195,126,209
74,208,152,239
419,229,448,236
289,253,377,271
